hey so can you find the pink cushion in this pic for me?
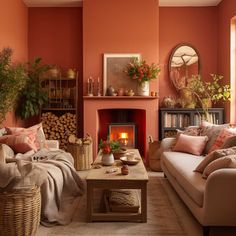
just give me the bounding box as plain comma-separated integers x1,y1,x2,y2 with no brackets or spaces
6,123,46,150
172,133,208,156
0,133,37,153
208,128,236,154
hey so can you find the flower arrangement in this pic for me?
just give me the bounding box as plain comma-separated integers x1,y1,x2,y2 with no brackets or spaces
125,58,161,84
99,138,120,154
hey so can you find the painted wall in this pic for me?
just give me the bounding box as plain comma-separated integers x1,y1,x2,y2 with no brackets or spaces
83,0,159,94
0,0,28,127
159,7,218,104
218,0,236,122
28,7,83,134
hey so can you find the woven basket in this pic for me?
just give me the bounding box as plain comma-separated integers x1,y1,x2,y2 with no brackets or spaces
0,186,41,236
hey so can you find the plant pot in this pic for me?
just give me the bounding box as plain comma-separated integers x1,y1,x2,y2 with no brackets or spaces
101,153,114,166
138,81,149,96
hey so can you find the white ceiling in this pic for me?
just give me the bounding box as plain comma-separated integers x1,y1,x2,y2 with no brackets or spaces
23,0,223,7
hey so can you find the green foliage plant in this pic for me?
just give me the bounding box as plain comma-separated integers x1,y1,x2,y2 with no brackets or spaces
16,58,51,119
0,47,26,123
99,137,120,154
187,74,231,107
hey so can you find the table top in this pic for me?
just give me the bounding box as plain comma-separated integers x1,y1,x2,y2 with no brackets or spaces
86,149,148,181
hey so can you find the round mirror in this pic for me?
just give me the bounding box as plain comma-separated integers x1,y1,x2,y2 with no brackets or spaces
169,44,200,91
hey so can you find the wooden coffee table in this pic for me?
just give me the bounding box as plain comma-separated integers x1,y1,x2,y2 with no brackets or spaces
86,149,149,222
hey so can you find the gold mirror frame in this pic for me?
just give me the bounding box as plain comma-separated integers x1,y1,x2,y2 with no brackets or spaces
168,43,201,91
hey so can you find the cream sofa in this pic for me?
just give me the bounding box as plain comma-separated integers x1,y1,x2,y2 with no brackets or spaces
160,137,236,236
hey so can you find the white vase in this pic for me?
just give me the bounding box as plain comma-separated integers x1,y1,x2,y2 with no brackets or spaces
101,153,114,166
138,81,149,96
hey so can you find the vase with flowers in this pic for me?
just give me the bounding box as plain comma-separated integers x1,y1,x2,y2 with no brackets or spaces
99,138,120,165
125,58,161,96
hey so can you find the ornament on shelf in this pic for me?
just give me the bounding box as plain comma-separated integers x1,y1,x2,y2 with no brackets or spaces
87,76,94,96
97,77,101,96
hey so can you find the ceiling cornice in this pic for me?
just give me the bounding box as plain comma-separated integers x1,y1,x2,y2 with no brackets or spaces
23,0,222,8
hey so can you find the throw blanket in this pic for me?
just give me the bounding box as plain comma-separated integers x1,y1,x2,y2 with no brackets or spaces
15,148,85,226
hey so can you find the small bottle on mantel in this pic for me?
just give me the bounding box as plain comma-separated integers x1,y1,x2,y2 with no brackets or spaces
97,77,101,96
87,76,94,96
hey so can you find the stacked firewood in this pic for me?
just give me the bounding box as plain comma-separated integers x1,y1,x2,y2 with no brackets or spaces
41,112,77,150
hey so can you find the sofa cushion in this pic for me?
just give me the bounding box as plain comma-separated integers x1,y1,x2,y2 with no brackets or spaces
172,134,208,155
194,147,236,173
162,151,205,207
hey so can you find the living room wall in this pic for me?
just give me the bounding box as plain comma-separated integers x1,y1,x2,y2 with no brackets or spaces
28,7,83,134
159,6,218,103
83,0,159,94
0,0,28,127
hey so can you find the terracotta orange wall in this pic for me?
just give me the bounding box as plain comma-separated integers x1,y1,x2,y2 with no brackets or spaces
0,0,28,127
28,7,83,134
83,0,159,94
218,0,236,122
159,7,218,103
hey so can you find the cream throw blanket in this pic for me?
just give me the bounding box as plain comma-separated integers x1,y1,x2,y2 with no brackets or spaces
15,148,85,226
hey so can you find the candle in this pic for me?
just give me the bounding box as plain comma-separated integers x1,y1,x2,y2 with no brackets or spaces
97,77,100,83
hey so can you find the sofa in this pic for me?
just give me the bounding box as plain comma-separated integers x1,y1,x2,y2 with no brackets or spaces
160,136,236,236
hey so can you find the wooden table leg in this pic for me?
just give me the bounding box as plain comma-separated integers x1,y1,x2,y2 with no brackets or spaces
87,182,93,222
141,183,147,223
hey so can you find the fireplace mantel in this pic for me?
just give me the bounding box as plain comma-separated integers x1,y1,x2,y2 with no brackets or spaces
83,96,159,162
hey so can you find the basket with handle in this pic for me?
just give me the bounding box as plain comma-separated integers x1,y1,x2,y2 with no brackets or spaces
0,185,41,236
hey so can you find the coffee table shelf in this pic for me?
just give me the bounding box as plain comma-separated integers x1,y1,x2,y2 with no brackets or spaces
86,149,148,222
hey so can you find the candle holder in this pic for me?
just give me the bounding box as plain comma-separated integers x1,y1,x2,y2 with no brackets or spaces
97,77,101,96
87,77,94,96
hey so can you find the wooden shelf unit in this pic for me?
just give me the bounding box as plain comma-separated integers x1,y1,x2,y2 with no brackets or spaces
159,108,224,140
40,72,79,150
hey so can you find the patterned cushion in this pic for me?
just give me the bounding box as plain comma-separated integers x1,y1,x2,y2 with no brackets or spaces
208,128,236,153
6,123,46,150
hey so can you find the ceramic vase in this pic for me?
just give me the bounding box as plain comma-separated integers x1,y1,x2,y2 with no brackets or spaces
101,153,115,166
138,81,149,96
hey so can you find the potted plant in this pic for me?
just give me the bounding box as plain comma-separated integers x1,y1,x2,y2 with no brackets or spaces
99,138,120,165
16,58,51,119
0,47,27,124
187,74,231,109
125,58,161,96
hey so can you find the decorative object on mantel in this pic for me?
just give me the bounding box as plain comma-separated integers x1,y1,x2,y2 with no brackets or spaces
107,85,116,96
99,138,120,166
97,77,102,96
87,76,94,96
125,58,161,96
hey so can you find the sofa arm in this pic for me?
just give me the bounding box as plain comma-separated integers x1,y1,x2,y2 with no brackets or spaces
45,140,60,149
203,168,236,225
160,137,176,151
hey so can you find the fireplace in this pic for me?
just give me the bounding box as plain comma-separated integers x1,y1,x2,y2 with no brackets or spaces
98,109,145,156
83,96,159,162
108,123,137,148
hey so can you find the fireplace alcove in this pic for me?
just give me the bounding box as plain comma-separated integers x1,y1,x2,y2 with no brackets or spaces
98,109,146,156
83,96,158,163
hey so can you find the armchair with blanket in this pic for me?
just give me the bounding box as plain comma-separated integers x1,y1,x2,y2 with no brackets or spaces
0,123,85,226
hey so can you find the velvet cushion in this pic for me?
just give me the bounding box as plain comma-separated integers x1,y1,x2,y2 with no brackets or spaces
194,147,236,173
221,135,236,149
208,128,236,153
6,123,46,150
172,133,208,156
0,133,37,153
202,155,236,179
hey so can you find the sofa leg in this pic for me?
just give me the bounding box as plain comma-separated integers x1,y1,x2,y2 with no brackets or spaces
203,226,210,236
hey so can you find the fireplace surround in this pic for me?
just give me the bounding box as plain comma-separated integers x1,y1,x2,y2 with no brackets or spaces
84,96,158,163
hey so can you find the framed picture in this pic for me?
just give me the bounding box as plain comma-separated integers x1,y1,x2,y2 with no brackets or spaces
103,53,141,96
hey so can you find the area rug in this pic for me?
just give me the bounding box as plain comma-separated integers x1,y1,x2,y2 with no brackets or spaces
37,175,187,236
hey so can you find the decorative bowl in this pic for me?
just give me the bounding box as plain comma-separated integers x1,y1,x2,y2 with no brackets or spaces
120,156,140,165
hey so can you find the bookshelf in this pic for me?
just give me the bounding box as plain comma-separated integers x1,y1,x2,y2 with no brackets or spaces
159,108,224,140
